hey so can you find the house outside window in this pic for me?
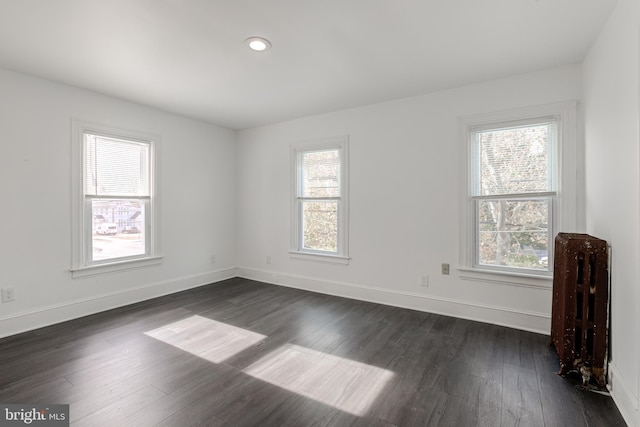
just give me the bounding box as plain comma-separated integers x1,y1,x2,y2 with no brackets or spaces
71,121,161,277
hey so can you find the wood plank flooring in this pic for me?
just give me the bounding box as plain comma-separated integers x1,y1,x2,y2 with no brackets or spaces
0,278,626,426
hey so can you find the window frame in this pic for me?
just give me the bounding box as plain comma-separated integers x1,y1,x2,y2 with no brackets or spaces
71,120,161,278
459,102,578,282
290,136,350,264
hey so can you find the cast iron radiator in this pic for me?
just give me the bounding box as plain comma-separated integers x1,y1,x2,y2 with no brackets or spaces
550,233,609,388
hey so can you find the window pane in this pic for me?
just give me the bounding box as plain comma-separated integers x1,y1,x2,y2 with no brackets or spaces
301,150,340,198
477,199,549,270
84,134,150,197
477,122,555,196
302,200,338,252
92,199,145,261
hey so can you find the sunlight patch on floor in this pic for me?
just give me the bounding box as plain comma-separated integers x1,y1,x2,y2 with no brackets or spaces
242,343,394,416
144,315,265,363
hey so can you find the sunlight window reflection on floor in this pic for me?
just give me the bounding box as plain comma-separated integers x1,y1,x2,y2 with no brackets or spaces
243,343,395,416
144,315,265,363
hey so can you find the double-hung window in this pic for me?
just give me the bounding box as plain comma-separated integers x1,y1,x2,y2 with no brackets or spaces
471,118,557,273
461,102,577,278
291,136,349,263
72,121,160,277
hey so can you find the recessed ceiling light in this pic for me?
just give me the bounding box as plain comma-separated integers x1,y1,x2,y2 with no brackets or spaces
246,37,271,52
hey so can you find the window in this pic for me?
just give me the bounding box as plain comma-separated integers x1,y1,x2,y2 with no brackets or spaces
460,102,577,278
72,121,160,277
291,136,349,263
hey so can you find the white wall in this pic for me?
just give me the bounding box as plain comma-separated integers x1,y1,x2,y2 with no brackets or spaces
583,0,640,424
0,68,237,337
236,65,582,334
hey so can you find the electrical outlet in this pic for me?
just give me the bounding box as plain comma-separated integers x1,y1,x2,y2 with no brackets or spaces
442,263,450,275
210,254,216,264
420,275,429,287
266,255,272,264
2,287,15,303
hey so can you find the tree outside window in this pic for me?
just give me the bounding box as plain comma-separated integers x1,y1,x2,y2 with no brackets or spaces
472,120,557,272
291,136,349,262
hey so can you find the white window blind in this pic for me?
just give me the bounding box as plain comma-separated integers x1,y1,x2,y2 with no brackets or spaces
84,134,150,197
472,119,557,197
299,149,340,198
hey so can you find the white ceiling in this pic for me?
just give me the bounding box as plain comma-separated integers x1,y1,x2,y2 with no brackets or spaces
0,0,617,130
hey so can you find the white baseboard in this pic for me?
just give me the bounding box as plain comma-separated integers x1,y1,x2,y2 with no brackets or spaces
0,268,238,339
608,362,639,426
236,267,551,334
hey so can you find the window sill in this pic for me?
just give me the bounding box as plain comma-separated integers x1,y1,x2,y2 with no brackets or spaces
289,251,350,265
71,256,163,278
457,267,552,289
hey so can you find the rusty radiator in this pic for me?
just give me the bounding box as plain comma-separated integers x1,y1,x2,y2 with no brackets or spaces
550,233,609,388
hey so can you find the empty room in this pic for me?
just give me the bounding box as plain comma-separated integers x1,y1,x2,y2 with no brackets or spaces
0,1,638,426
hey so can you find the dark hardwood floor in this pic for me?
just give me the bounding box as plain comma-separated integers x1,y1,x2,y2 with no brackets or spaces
0,278,626,426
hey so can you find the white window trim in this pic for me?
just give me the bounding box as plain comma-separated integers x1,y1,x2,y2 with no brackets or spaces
458,101,578,284
70,119,162,278
290,135,350,265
